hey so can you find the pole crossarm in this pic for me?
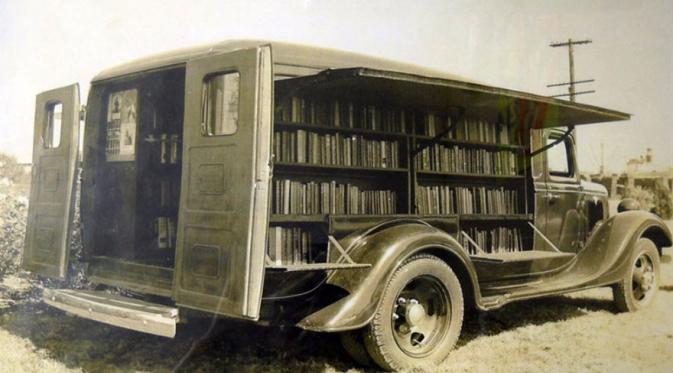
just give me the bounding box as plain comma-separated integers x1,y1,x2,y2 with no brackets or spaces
550,39,592,47
550,90,596,98
547,79,594,88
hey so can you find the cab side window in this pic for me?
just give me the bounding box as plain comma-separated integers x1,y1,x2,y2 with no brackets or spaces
547,136,574,178
530,129,545,179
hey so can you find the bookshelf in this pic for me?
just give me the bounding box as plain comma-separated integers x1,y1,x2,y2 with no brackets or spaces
267,90,532,268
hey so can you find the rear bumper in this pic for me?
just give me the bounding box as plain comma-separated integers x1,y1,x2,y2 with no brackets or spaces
43,288,179,338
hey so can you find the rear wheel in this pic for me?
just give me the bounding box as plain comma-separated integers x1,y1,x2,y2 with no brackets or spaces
363,255,463,371
613,238,660,312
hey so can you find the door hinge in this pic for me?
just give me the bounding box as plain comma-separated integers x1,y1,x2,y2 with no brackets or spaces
79,105,87,121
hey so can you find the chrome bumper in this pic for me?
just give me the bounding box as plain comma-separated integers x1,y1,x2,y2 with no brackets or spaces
43,288,178,338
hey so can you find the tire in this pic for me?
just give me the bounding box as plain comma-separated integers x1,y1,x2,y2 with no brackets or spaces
613,238,660,312
339,329,374,367
363,254,464,371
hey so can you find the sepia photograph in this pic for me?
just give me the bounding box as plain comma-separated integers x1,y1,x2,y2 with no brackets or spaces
1,0,672,371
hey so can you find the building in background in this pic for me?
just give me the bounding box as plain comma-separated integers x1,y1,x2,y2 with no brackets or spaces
592,148,673,198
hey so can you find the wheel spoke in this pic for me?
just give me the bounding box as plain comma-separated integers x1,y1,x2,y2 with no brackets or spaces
633,286,644,301
413,315,436,339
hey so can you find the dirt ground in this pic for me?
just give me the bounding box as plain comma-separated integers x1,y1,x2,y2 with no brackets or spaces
0,249,671,373
1,176,672,372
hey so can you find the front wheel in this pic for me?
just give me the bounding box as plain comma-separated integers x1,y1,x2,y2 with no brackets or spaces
612,238,660,312
363,254,463,371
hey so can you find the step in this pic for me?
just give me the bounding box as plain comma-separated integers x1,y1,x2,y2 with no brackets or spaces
43,289,178,338
266,262,371,272
471,250,575,263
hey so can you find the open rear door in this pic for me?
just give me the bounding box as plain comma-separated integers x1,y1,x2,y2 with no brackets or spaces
174,45,273,319
23,84,80,279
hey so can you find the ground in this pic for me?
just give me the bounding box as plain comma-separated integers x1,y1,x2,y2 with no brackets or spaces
2,265,673,373
1,180,673,372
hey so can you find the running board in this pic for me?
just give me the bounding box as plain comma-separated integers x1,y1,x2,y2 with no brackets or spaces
43,289,178,338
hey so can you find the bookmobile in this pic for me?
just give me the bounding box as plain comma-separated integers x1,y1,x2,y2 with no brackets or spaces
24,40,672,370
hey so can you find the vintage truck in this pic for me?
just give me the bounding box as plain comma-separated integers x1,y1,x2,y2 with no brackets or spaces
24,40,672,370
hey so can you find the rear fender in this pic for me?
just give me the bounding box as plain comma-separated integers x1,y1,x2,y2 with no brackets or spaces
297,221,479,332
580,210,672,286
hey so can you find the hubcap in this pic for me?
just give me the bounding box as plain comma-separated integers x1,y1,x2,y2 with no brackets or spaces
632,253,656,303
391,276,450,357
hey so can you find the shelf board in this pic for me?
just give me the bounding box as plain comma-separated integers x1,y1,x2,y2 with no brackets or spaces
414,135,525,151
266,262,371,272
270,213,532,224
459,214,533,221
416,170,525,180
275,121,408,138
470,250,574,263
269,214,328,223
274,162,408,174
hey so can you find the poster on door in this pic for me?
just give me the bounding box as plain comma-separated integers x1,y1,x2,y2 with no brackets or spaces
106,89,137,161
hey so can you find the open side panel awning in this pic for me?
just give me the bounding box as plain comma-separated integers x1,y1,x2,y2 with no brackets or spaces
275,67,630,129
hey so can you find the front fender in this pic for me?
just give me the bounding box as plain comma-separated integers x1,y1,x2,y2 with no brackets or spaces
297,221,478,332
578,210,672,287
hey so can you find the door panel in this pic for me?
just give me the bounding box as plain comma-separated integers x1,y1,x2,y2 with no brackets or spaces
530,129,549,251
174,45,272,319
23,84,80,279
543,131,583,253
545,183,585,252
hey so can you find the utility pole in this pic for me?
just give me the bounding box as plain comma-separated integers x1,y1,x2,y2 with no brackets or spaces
600,142,604,176
548,39,595,102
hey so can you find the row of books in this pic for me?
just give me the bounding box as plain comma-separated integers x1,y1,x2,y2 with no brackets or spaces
274,130,401,169
275,96,519,146
416,185,519,215
273,179,397,215
267,227,312,265
420,115,514,145
458,227,525,255
276,97,407,133
416,144,519,176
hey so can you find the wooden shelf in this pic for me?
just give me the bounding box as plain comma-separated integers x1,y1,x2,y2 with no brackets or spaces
269,213,532,224
269,214,327,223
266,262,371,272
274,162,408,174
470,250,574,263
414,135,525,151
275,121,408,139
459,214,533,221
416,170,525,180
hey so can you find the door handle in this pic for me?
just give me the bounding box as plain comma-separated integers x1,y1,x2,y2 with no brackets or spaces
545,193,560,202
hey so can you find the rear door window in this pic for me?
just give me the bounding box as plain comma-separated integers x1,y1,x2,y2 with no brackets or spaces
201,71,240,136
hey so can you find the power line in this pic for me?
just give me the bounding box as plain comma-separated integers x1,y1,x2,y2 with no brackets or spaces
548,39,594,102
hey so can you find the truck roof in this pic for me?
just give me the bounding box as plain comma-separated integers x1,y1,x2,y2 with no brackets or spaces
92,39,630,127
92,39,472,83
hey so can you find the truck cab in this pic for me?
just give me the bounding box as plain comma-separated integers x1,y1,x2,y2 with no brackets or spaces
23,40,672,371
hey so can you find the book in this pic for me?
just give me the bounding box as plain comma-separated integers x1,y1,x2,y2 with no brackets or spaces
458,226,524,255
416,144,518,176
267,227,283,265
275,130,400,169
273,179,397,215
267,226,313,265
416,185,519,215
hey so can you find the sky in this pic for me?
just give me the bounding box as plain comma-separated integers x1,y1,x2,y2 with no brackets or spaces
1,0,671,174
